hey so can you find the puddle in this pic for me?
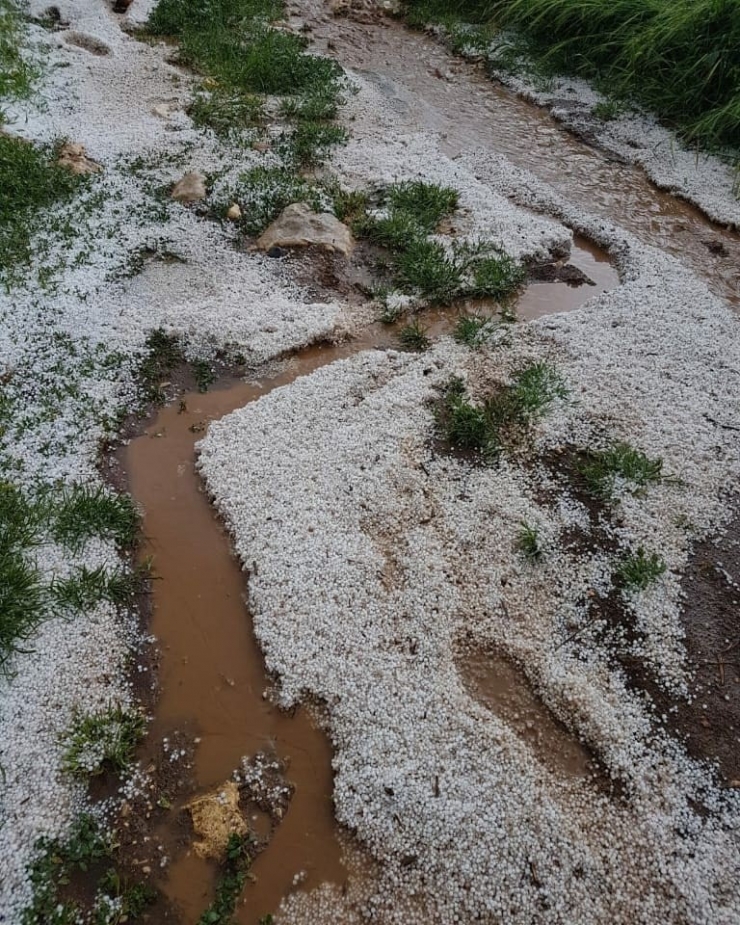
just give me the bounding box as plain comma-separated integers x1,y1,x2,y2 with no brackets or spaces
120,254,618,920
460,649,598,780
302,3,740,306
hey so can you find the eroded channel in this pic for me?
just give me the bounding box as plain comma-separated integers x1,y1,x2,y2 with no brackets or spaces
119,258,617,922
300,0,740,306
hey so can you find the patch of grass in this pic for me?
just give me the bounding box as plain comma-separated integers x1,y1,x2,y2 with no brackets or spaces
226,165,327,235
188,87,264,137
516,521,543,561
358,208,426,251
388,180,459,233
95,870,157,925
52,563,148,613
486,0,740,151
0,483,48,672
198,833,253,925
436,362,566,460
395,238,463,303
468,251,526,300
0,136,84,284
280,120,348,167
453,313,498,346
398,319,431,351
24,814,112,925
280,80,344,122
147,0,342,96
592,98,625,122
193,358,216,392
614,546,666,592
579,442,663,500
54,486,140,552
62,706,146,778
139,327,184,400
0,0,36,102
330,185,369,224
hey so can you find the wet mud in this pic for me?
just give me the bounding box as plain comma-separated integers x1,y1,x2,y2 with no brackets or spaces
301,2,740,306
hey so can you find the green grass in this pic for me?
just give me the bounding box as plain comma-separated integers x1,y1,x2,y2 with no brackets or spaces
405,0,740,151
279,120,348,167
225,165,328,235
468,251,526,300
516,521,542,560
436,362,566,460
198,833,253,925
395,238,464,303
614,546,666,591
398,319,431,351
24,815,113,925
0,483,48,672
579,441,663,500
388,180,459,232
54,486,140,552
95,871,157,925
0,136,83,284
52,563,148,613
453,313,498,346
0,0,36,104
139,327,184,400
188,87,264,137
62,706,146,778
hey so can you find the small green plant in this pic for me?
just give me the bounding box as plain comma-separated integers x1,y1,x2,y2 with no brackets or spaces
453,313,498,346
225,166,326,235
398,319,431,351
360,208,426,251
198,833,253,925
330,186,369,224
193,358,216,392
280,80,344,122
54,486,139,552
96,870,157,924
436,363,566,460
0,483,48,672
139,327,184,401
62,706,146,778
579,442,663,500
387,180,458,233
188,88,264,136
280,120,348,167
0,135,83,283
52,563,148,613
395,238,463,303
592,99,624,122
24,814,113,924
468,252,526,300
614,547,666,592
516,521,543,561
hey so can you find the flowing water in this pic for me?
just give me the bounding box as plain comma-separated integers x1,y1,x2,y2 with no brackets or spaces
300,1,740,307
119,6,740,920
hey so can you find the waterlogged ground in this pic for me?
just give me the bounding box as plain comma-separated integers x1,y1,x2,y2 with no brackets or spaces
0,0,740,923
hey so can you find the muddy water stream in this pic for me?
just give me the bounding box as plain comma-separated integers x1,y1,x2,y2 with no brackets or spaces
301,2,740,306
122,260,616,921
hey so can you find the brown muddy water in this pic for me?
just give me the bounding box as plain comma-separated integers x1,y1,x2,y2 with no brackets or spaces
121,263,617,922
300,2,740,307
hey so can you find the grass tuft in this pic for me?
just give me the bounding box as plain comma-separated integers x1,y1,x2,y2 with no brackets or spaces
197,833,253,925
387,180,459,233
436,362,566,460
188,87,264,137
579,441,663,500
226,165,327,235
62,706,146,778
54,486,139,552
0,136,83,284
516,521,543,561
52,563,148,613
398,319,431,351
614,546,666,591
453,313,498,346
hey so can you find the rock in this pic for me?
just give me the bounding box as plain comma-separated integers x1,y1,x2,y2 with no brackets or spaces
252,140,270,153
266,246,286,258
186,780,247,860
56,142,102,175
257,203,354,256
113,0,134,11
171,171,207,203
226,203,242,221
